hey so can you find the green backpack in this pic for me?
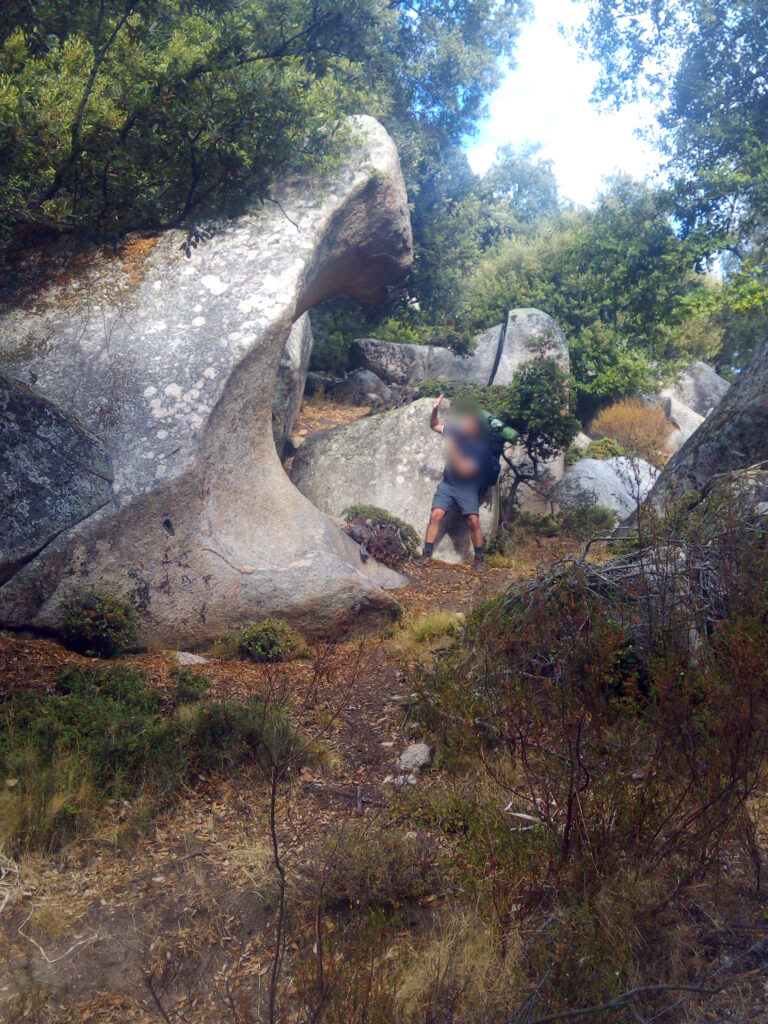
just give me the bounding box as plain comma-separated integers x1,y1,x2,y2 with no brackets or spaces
480,410,519,489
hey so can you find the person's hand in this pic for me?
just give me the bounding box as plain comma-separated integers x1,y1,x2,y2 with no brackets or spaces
433,393,445,410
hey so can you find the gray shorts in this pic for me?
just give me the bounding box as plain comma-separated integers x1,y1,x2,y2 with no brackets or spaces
432,478,481,517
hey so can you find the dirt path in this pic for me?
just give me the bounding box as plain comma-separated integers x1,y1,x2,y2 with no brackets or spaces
0,552,550,1023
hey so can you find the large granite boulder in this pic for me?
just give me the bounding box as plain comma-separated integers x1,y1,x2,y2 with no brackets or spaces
350,308,568,387
330,369,392,407
272,314,313,456
649,336,768,506
559,457,659,519
0,116,413,647
290,399,499,564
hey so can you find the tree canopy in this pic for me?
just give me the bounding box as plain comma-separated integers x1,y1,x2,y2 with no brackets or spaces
0,0,529,259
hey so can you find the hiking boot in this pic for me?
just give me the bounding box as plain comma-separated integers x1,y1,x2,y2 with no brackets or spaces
413,554,433,568
474,554,486,573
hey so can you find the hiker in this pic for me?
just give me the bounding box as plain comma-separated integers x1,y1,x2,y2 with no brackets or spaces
422,394,489,571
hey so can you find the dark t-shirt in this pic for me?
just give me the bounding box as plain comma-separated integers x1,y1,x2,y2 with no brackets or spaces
442,424,489,488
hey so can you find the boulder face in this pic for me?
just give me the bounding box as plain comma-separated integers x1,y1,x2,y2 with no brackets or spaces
350,308,568,388
662,360,731,418
290,399,499,564
0,374,114,583
272,314,313,456
559,457,659,519
0,116,413,647
650,336,768,505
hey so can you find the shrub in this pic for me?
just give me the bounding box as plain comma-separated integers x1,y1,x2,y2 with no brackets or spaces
58,588,141,658
582,436,628,461
343,504,420,567
234,619,300,663
169,667,211,704
589,398,672,464
0,664,306,852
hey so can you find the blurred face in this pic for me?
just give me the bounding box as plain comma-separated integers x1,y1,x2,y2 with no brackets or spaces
458,413,483,439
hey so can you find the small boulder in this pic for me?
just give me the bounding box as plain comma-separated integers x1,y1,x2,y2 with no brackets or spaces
398,742,432,774
330,369,392,407
174,651,209,666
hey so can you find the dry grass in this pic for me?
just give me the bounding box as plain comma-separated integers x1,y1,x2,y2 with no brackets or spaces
396,909,522,1023
590,397,673,465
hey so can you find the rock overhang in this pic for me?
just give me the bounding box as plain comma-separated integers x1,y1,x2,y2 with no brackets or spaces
0,116,413,647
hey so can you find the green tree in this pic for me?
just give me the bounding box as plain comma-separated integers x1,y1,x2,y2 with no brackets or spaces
465,177,719,413
578,0,768,364
0,0,530,263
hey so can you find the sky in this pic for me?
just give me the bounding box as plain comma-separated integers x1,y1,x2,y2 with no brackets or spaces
465,0,662,206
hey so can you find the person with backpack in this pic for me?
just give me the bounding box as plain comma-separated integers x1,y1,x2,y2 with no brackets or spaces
422,394,492,571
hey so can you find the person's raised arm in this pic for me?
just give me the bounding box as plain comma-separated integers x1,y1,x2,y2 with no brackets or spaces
430,393,445,434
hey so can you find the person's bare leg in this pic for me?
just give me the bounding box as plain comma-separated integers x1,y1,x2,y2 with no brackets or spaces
466,514,483,549
422,507,446,561
467,514,485,571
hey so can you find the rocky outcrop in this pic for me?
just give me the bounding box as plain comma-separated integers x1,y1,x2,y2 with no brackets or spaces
272,314,313,456
350,308,568,387
659,394,704,454
290,399,499,564
649,336,768,506
0,374,114,583
559,457,659,519
0,116,413,647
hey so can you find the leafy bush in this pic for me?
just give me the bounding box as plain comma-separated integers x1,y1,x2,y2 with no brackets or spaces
234,619,300,663
0,664,305,852
169,667,211,704
58,588,141,657
590,398,672,465
566,436,628,464
343,504,421,567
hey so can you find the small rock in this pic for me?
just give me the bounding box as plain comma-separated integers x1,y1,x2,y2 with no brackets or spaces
398,742,432,774
174,651,209,666
754,502,768,517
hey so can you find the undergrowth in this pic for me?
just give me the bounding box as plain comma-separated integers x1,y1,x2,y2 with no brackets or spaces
0,664,308,852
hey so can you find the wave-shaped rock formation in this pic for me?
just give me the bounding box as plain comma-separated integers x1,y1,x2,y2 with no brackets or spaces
0,117,413,647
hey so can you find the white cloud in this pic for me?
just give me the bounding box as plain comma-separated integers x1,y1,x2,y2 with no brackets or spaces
465,0,662,206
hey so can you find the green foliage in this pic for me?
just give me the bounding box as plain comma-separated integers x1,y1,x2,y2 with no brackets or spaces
0,0,529,266
342,504,421,558
465,178,718,413
0,664,303,850
579,0,768,369
169,666,211,704
234,618,301,663
58,588,141,658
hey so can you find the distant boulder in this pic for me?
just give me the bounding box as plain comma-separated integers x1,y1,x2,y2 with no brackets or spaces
661,360,730,419
350,308,568,388
330,369,392,408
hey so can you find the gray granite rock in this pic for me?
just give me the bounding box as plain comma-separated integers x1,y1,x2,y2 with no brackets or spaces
350,308,568,388
273,314,313,456
559,457,659,519
650,336,768,506
330,369,392,407
0,373,113,583
398,742,432,773
174,651,209,666
661,360,730,418
659,394,704,453
291,399,499,564
0,116,412,647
